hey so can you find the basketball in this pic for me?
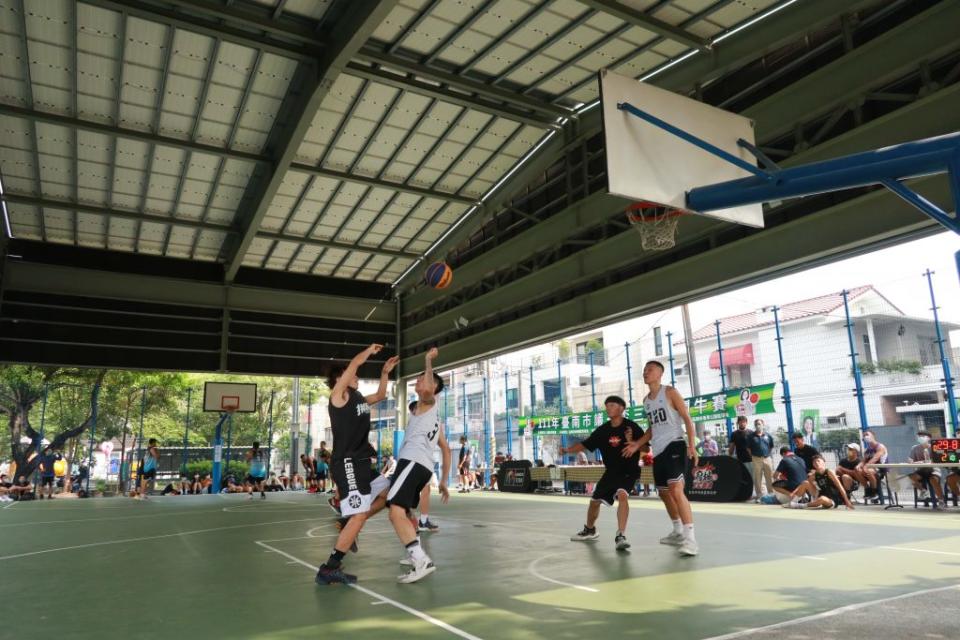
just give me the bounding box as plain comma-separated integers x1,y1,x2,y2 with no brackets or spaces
424,261,453,289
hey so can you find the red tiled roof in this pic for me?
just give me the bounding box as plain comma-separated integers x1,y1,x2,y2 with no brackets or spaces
690,286,877,341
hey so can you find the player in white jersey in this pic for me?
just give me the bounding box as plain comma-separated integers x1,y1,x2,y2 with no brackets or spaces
622,361,699,557
357,348,452,582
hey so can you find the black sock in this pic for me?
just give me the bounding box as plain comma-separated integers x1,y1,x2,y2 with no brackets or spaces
405,540,419,550
324,549,346,569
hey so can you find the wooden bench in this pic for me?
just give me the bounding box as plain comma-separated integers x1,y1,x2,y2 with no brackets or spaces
528,465,655,485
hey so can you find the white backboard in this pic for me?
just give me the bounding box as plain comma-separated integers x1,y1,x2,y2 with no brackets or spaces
203,382,257,413
600,69,765,228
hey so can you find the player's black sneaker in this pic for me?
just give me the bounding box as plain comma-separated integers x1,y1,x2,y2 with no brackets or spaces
570,525,599,541
315,565,357,585
615,533,631,551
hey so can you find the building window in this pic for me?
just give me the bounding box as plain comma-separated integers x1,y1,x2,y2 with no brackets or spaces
862,334,873,364
505,388,519,410
543,378,563,409
726,365,752,388
654,326,663,356
467,393,483,418
918,336,939,366
576,339,605,365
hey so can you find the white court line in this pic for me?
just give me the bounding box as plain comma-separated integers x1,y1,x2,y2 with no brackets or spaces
255,540,484,640
0,517,325,562
2,501,16,509
878,545,960,557
700,583,960,639
527,552,599,593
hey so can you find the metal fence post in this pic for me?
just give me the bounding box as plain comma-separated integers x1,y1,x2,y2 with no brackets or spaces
841,290,870,432
715,321,733,438
180,388,192,474
772,306,795,442
84,383,101,494
925,269,959,435
625,342,635,407
666,331,676,386
265,391,275,476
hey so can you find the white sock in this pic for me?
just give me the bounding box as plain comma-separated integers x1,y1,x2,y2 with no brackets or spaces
683,523,695,542
672,519,683,535
407,541,427,562
420,516,428,525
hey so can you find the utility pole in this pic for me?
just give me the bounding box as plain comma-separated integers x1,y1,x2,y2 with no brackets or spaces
290,377,300,474
682,303,701,396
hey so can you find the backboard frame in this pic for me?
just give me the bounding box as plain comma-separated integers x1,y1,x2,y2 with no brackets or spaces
599,69,765,228
203,382,257,413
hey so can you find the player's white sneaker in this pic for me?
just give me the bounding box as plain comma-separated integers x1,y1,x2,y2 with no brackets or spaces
659,531,684,546
615,533,631,551
678,538,699,557
398,556,436,583
399,557,413,566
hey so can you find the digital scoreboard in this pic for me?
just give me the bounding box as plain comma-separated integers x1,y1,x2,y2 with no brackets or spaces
931,438,960,464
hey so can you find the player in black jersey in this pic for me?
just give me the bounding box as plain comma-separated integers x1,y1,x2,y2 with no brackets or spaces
316,343,399,585
561,396,645,551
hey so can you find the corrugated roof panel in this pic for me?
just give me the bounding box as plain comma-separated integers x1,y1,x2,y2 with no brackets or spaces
211,42,259,91
124,17,167,69
7,203,40,238
41,208,72,242
77,3,122,58
163,226,197,258
144,148,184,212
192,229,228,257
168,30,211,79
695,0,778,29
354,253,393,280
371,0,422,43
281,0,334,22
296,74,366,163
26,40,72,113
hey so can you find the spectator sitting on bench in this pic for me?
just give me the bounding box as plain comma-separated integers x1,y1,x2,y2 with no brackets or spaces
947,468,960,502
791,432,820,472
835,443,862,495
161,482,182,496
10,475,33,500
179,475,192,495
784,455,854,510
0,474,13,502
909,430,945,511
772,446,807,503
859,429,889,499
290,473,304,491
189,473,203,494
265,472,283,491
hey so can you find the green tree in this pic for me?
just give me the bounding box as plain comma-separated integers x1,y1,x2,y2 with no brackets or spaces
0,365,105,479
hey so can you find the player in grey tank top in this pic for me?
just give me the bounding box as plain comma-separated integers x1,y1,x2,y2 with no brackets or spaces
622,360,700,557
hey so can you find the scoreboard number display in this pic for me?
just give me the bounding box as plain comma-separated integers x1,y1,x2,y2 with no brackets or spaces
931,438,960,464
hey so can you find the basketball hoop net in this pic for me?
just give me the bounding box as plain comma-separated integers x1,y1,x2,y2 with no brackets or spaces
625,202,686,251
221,396,240,414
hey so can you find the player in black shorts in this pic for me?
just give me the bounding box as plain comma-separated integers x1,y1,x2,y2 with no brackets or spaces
315,343,399,586
785,455,854,510
561,396,645,551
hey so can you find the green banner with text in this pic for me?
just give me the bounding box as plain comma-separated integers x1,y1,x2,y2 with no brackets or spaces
518,383,776,435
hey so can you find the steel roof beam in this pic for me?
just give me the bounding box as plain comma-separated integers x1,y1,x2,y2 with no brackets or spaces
1,193,419,259
391,0,882,292
218,1,402,282
355,46,574,120
289,163,477,206
79,0,318,60
578,0,709,51
344,63,559,129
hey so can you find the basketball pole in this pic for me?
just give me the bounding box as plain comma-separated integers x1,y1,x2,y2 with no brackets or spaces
924,269,959,436
210,412,229,494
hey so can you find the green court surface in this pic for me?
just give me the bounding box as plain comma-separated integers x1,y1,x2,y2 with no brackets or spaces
2,493,959,640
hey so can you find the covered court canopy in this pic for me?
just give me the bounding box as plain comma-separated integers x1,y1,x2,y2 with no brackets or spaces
0,0,956,378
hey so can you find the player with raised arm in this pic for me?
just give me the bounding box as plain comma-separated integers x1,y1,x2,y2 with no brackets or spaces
385,347,452,583
315,344,399,586
623,361,699,557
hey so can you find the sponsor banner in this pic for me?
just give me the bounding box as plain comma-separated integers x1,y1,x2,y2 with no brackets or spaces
519,383,777,434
